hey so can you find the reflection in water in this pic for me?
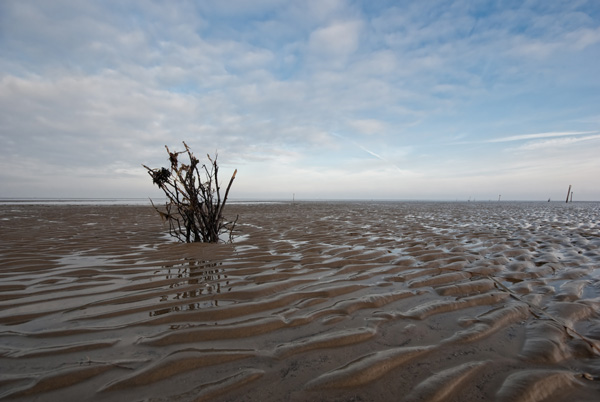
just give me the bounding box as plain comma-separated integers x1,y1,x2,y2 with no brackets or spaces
150,260,229,316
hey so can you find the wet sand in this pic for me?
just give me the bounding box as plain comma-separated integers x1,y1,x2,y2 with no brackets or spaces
1,201,599,401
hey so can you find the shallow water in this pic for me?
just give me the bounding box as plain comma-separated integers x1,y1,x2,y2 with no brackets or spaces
0,202,599,401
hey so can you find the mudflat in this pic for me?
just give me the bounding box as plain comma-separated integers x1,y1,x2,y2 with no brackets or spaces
1,201,599,401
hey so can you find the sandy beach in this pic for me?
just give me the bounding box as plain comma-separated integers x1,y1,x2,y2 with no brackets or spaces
1,201,599,401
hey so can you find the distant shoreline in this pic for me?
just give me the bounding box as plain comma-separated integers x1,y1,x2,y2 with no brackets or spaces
0,198,154,206
0,198,598,205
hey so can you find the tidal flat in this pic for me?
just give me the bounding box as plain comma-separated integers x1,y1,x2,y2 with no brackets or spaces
1,201,599,401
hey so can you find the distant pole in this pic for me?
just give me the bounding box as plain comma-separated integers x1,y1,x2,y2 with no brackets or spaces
292,193,295,204
498,194,501,202
570,192,573,203
566,185,571,203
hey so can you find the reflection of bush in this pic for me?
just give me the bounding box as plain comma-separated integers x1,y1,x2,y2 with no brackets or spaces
143,142,237,243
150,260,228,317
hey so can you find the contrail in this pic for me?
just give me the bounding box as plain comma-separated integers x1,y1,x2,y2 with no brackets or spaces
452,130,598,145
358,144,383,160
331,132,403,172
487,131,597,143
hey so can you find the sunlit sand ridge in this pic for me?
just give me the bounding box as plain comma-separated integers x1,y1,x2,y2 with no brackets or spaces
1,202,599,401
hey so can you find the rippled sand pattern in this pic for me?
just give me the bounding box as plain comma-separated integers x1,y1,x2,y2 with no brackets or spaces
1,202,599,401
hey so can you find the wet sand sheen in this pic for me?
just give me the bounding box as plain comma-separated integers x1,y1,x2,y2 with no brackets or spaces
0,201,599,401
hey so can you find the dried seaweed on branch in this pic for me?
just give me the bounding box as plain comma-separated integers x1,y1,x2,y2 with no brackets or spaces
143,142,237,243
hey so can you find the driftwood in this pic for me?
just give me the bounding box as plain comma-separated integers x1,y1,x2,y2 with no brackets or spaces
143,142,237,243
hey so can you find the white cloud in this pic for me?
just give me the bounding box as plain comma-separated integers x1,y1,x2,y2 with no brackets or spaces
308,20,362,65
306,0,347,22
347,119,386,135
509,25,600,59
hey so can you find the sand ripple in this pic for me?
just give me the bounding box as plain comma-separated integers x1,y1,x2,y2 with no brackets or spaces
1,202,599,401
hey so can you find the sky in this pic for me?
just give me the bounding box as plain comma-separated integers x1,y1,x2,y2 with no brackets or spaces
1,0,599,201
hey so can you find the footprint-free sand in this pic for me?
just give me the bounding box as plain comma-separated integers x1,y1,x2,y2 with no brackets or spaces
1,201,599,401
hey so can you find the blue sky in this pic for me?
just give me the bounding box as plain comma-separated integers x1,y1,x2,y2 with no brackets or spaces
1,0,599,200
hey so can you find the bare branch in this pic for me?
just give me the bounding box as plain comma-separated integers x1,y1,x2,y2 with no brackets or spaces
143,143,237,243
